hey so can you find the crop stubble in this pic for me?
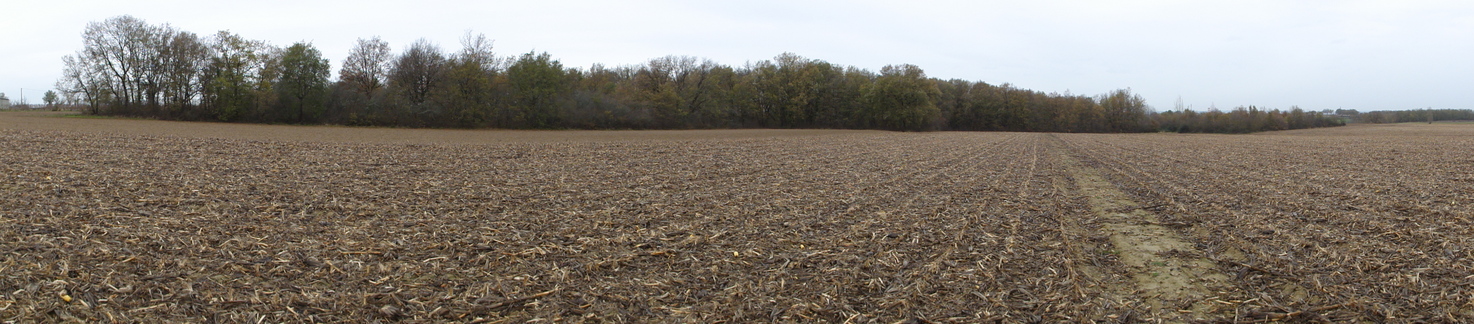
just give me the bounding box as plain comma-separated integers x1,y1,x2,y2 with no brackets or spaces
2,117,1471,322
1,122,1140,322
1059,125,1474,322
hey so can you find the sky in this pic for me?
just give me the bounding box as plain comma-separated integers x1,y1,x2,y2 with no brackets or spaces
3,0,1473,111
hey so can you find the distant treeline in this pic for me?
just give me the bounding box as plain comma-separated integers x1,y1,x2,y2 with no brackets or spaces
55,16,1340,133
1155,106,1345,133
1344,109,1474,124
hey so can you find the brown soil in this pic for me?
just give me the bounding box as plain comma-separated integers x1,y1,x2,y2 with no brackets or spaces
1261,122,1474,137
1049,135,1231,321
0,115,1138,322
1060,129,1474,322
3,113,1472,322
0,111,877,144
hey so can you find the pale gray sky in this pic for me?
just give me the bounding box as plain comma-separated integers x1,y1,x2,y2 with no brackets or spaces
3,0,1472,111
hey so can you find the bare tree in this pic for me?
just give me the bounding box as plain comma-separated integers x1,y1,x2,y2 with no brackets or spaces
388,38,447,106
158,31,212,115
458,31,497,70
77,15,159,112
340,37,392,96
52,15,203,116
56,54,110,114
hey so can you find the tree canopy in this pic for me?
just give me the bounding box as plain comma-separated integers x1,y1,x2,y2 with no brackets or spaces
276,42,331,123
57,15,1345,133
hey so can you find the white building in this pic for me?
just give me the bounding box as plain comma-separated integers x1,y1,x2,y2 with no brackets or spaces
0,93,9,110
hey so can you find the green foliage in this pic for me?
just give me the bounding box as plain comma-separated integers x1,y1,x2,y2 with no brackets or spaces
43,90,59,107
202,31,275,122
276,42,331,123
433,32,501,128
1155,106,1344,133
506,51,568,128
439,58,497,127
861,65,940,131
57,17,1350,134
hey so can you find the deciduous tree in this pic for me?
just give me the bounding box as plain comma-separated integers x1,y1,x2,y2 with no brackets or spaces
506,51,568,128
387,39,447,124
158,31,211,117
277,42,331,123
1098,89,1149,132
439,32,499,127
861,64,940,131
340,37,392,96
42,90,59,109
201,31,275,121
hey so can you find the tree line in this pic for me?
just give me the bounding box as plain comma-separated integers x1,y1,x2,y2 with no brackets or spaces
1155,106,1345,133
1356,109,1474,124
55,16,1341,133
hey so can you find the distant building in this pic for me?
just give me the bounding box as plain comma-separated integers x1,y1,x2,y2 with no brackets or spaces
0,93,9,110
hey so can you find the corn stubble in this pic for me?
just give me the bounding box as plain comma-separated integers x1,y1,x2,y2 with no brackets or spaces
1,123,1470,322
0,130,1120,323
1059,125,1474,322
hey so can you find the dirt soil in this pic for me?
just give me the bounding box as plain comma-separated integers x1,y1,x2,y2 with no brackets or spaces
2,114,1472,322
0,111,876,144
1059,127,1474,322
1048,136,1230,321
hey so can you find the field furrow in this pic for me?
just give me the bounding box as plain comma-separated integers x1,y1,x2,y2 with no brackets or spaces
6,118,1473,323
1,129,1133,323
1058,131,1474,322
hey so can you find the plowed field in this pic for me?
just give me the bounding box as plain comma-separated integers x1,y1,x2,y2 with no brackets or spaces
2,113,1471,323
1058,126,1474,322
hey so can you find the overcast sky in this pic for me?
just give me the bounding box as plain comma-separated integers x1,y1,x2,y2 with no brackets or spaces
3,0,1472,111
